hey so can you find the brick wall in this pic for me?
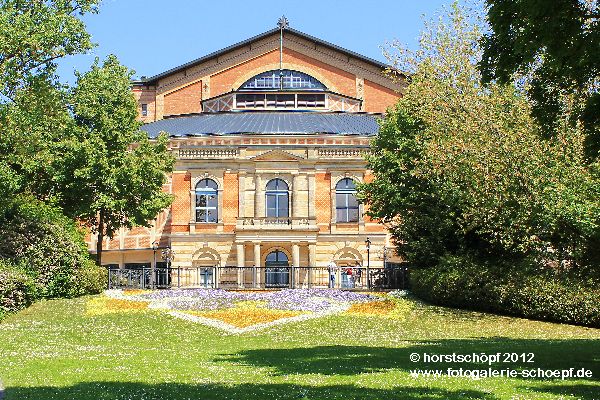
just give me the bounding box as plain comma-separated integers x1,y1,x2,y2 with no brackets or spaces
222,172,239,232
170,172,191,232
363,79,401,113
210,48,357,98
315,172,331,232
163,81,203,116
133,85,156,122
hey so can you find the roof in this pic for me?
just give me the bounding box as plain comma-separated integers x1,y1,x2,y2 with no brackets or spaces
141,112,380,138
134,27,393,85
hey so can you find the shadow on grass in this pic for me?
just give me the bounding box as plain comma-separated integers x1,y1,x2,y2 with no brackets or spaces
6,382,497,400
216,339,600,378
521,383,600,400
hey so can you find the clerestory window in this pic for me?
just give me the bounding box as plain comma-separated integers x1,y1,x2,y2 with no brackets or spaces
240,69,326,91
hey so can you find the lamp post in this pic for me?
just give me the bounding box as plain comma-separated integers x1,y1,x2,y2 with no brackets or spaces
151,241,159,289
383,246,388,269
365,237,371,289
161,247,176,288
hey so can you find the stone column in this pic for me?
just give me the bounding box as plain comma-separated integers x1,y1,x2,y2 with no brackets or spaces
292,173,301,219
308,243,316,288
292,173,309,219
254,174,264,218
238,171,246,219
189,187,196,222
254,242,261,287
292,243,300,288
307,172,316,220
236,243,245,288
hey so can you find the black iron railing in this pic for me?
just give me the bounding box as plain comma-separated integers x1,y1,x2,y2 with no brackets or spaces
107,266,409,290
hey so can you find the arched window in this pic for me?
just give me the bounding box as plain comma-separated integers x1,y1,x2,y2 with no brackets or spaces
265,250,289,287
265,178,289,218
195,179,218,223
336,178,359,223
240,69,326,91
266,250,289,265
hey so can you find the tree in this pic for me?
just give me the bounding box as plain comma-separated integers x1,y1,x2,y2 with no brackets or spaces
361,3,600,268
0,0,97,99
0,1,108,306
63,55,174,266
0,0,98,202
480,0,600,160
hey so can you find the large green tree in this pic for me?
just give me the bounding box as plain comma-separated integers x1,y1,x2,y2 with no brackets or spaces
0,0,107,308
480,0,600,160
361,3,600,268
0,0,97,98
64,55,174,266
0,0,98,203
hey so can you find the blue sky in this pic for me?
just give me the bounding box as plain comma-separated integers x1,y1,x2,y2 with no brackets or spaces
56,0,457,84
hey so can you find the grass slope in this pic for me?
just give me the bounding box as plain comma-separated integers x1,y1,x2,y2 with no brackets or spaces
0,295,598,400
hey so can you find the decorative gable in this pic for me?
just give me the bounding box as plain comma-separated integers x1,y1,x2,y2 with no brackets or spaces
251,149,304,162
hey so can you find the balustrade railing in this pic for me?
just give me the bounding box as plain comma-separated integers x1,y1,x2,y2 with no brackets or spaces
317,148,370,158
237,217,312,228
178,148,238,159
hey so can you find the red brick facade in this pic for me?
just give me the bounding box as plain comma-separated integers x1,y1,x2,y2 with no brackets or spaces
94,27,404,269
164,81,203,116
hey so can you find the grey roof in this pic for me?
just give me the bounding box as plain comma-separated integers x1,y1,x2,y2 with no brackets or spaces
142,112,380,138
134,27,396,85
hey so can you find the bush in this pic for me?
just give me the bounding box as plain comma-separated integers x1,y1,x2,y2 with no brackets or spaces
74,264,108,296
0,260,36,319
0,195,106,301
411,255,600,327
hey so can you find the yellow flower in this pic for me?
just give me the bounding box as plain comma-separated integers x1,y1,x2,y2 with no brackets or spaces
187,307,305,328
86,296,148,316
346,298,413,320
122,289,150,296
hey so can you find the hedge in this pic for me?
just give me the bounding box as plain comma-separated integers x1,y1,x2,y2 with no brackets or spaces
410,255,600,327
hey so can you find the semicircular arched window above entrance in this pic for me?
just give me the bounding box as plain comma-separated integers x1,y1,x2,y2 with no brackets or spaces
239,69,326,91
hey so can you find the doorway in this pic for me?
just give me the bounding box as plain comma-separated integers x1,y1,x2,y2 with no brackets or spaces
265,250,290,288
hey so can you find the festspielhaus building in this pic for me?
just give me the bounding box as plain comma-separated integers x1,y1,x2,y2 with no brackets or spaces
93,21,405,289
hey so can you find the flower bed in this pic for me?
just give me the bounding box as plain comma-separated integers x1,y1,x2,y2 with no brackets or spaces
98,289,401,333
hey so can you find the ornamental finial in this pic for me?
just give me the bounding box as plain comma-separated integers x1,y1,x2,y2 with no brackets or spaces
277,15,289,30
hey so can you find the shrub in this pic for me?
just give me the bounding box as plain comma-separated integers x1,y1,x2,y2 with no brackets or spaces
411,255,600,327
0,260,36,318
0,195,105,300
74,264,108,296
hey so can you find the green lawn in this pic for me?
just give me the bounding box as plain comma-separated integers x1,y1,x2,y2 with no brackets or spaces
0,293,598,400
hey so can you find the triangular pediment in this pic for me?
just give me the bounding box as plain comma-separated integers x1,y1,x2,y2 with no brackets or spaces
251,149,304,162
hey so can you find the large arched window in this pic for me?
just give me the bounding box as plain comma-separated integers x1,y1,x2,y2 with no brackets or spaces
195,179,218,223
265,178,289,218
336,178,359,223
240,69,326,91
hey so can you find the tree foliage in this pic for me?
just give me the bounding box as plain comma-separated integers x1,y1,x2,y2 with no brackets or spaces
480,0,600,160
0,0,98,99
63,55,174,265
361,3,600,269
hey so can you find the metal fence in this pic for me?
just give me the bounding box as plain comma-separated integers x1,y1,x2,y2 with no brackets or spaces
108,266,409,290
